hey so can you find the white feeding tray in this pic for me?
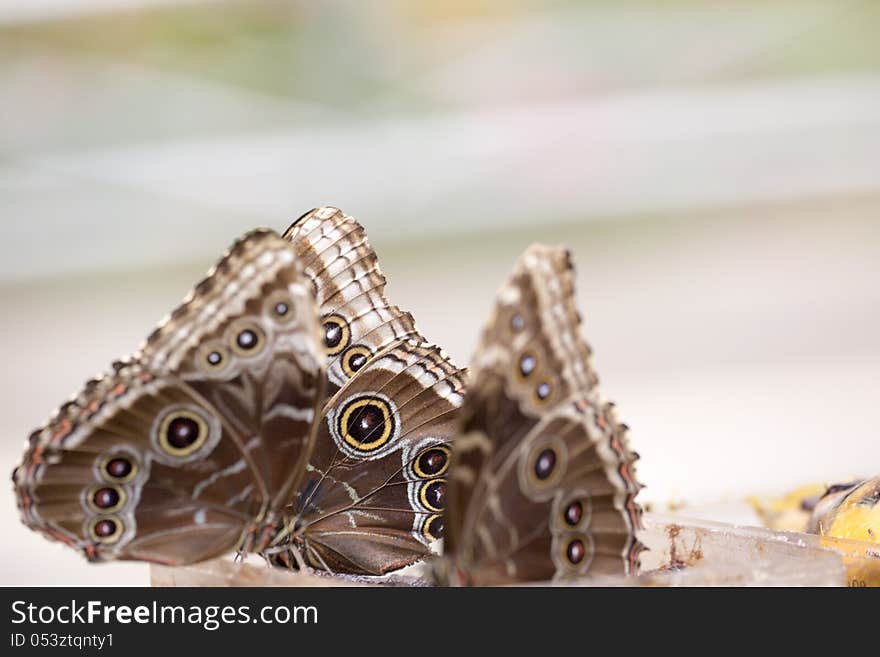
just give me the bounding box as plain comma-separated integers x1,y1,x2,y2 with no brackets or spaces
151,512,879,587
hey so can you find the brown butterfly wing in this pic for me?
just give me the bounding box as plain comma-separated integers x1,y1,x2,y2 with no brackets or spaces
279,341,465,575
282,207,423,397
265,208,466,575
444,245,643,585
13,230,326,565
14,367,257,565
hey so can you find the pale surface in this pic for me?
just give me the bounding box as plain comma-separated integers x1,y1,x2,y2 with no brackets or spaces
151,559,362,588
638,514,848,586
150,513,880,587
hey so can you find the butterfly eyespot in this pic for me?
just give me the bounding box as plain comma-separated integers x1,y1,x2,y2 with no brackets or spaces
555,493,591,531
413,445,450,478
553,532,594,574
566,539,585,564
236,330,258,349
510,313,525,332
564,501,583,526
87,485,126,513
196,342,229,373
534,380,553,403
422,514,444,541
517,352,537,379
196,340,229,374
89,516,123,544
322,315,350,356
341,345,372,377
419,479,447,512
100,456,137,483
521,438,567,498
338,397,394,453
265,290,296,324
230,323,265,356
157,409,209,457
534,448,556,480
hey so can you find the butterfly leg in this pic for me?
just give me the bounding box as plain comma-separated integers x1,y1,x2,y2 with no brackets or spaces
302,542,333,575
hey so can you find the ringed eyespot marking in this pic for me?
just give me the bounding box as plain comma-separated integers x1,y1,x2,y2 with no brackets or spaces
535,380,553,402
554,493,592,532
338,398,394,452
236,329,258,350
90,516,122,544
101,456,136,483
87,485,125,513
518,352,537,378
197,343,228,372
422,514,444,541
553,532,594,574
414,446,450,478
534,448,557,480
564,500,583,526
419,479,447,512
157,409,209,457
265,291,295,324
342,345,372,377
511,313,525,332
521,437,567,497
566,539,586,564
230,323,265,355
322,315,350,355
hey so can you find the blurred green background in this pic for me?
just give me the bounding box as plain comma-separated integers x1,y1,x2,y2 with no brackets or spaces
1,0,878,585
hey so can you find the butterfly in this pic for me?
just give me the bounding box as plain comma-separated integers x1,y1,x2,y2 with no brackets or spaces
437,244,644,585
13,207,465,575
